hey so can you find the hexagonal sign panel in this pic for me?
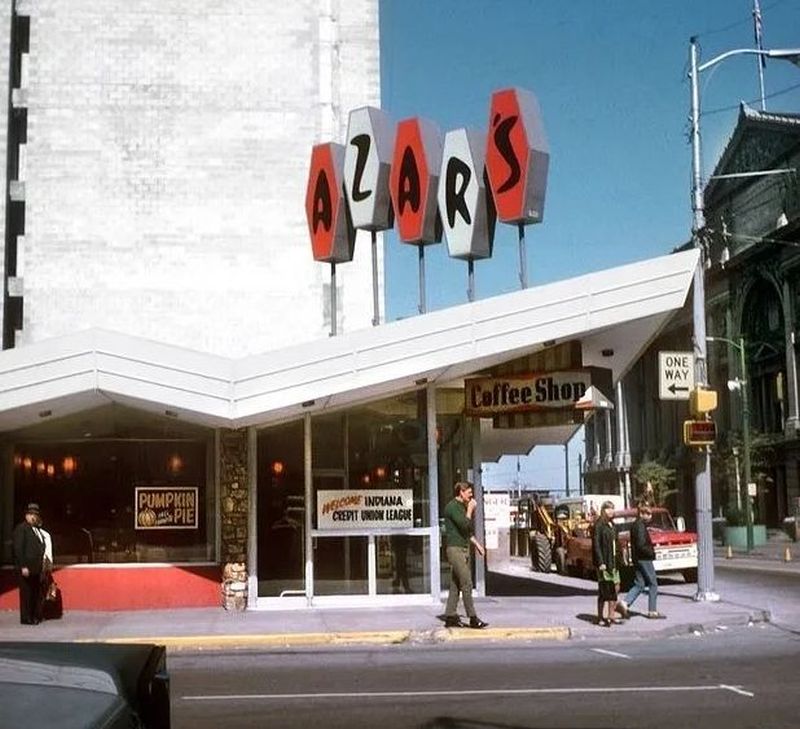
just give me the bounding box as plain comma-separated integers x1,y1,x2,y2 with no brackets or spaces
305,142,355,263
438,127,496,260
343,106,395,231
389,117,443,244
485,87,549,225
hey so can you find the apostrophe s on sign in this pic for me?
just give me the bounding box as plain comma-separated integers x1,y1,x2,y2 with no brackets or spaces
305,142,356,263
485,88,550,225
389,117,443,245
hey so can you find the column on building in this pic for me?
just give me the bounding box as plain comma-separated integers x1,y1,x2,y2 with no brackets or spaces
219,428,250,610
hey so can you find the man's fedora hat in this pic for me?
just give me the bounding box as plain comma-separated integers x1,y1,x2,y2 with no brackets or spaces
25,502,40,515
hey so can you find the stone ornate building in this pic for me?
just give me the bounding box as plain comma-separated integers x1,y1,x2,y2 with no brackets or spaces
585,103,800,527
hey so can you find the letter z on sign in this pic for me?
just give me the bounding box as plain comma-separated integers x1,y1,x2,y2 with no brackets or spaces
658,351,695,401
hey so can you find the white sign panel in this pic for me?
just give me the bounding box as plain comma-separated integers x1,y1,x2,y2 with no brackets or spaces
484,493,511,528
438,127,495,260
317,489,413,530
658,351,694,401
343,106,394,231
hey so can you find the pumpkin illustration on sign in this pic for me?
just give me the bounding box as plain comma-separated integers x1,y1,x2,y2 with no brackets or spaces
138,508,157,527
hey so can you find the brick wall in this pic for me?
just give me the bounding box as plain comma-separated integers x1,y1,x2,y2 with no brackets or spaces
14,0,381,355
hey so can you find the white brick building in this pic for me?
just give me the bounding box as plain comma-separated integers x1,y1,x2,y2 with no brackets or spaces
1,0,382,355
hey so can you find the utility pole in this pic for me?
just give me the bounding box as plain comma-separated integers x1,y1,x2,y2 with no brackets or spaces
689,37,717,601
564,443,570,497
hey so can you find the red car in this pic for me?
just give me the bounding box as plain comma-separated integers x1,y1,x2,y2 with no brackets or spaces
564,507,698,583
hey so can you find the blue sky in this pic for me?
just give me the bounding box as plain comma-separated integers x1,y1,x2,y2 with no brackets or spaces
378,0,800,493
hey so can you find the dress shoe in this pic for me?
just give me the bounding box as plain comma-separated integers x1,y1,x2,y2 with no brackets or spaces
444,615,465,628
469,617,488,629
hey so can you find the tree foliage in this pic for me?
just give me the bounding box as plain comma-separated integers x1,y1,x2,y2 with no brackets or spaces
633,459,677,506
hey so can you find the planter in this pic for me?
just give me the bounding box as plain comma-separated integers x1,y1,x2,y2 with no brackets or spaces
723,524,768,548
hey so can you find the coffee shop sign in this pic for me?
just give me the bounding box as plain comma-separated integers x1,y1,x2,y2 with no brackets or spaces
464,371,591,417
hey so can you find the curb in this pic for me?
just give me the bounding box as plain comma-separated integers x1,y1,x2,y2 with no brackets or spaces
79,625,572,651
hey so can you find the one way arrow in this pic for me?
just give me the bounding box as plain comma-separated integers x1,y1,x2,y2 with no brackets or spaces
669,383,689,394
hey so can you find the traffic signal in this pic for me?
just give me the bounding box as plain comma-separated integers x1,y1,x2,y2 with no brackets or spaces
683,419,717,447
689,386,718,417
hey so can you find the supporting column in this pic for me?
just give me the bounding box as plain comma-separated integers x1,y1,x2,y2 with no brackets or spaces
471,417,485,597
219,428,250,610
783,280,799,437
426,383,441,600
246,427,258,608
304,413,314,604
616,380,632,504
603,409,614,468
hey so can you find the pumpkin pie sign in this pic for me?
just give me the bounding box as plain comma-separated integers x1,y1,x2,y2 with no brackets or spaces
135,486,199,530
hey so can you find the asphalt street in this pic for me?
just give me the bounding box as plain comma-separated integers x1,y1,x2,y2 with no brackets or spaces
171,624,800,729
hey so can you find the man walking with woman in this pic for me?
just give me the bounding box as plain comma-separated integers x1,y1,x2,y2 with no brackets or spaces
617,502,666,620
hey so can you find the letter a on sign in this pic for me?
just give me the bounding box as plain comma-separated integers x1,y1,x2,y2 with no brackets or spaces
389,117,443,244
438,128,496,260
485,88,549,225
344,106,395,231
305,142,356,263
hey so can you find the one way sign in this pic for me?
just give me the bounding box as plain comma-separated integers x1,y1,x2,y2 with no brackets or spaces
659,351,695,401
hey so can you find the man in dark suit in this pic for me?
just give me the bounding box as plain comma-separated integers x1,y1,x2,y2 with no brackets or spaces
12,502,46,625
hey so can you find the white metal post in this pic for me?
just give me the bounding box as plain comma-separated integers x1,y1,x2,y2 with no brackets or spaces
689,37,717,601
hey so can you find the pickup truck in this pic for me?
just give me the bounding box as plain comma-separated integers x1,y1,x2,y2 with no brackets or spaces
563,507,698,583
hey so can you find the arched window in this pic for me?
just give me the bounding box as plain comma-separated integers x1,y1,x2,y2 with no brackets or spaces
741,279,785,434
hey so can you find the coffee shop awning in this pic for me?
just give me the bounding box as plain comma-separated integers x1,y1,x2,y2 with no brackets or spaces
0,249,698,435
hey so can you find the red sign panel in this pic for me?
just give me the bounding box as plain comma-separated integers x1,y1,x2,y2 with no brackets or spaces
305,143,355,263
389,117,443,244
485,88,549,225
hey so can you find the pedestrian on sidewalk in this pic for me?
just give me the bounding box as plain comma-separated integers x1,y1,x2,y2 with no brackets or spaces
442,481,488,629
592,500,621,627
617,504,666,620
11,503,46,625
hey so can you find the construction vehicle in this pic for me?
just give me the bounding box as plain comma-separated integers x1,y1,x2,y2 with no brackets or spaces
522,494,624,574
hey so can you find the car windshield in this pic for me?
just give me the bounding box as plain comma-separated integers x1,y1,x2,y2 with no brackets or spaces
612,511,675,533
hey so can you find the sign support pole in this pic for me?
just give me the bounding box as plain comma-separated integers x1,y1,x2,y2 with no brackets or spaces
418,244,427,314
329,262,337,336
518,223,528,289
371,230,380,326
467,259,475,302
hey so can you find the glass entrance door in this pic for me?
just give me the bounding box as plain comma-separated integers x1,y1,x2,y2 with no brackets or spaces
257,421,305,598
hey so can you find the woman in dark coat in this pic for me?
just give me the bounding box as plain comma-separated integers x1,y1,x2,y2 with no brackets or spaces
592,500,621,627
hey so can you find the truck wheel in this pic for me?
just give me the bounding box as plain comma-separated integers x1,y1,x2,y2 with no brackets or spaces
682,568,698,583
530,532,552,572
555,547,567,575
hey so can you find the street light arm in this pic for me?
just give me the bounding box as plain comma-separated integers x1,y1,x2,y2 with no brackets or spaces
698,48,764,72
697,47,800,73
706,335,742,352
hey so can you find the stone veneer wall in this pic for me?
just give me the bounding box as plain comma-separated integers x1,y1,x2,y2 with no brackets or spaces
219,428,249,563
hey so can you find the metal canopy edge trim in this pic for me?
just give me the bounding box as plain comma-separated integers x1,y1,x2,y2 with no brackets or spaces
0,250,699,432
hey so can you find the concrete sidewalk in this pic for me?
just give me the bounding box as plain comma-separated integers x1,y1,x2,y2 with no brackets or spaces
0,561,770,651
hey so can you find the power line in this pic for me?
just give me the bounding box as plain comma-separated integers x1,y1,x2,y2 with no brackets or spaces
702,80,800,117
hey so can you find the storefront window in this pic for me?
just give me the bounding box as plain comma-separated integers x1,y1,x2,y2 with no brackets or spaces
5,406,213,565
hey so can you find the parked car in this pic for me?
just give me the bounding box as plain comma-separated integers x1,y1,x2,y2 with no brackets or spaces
0,642,170,728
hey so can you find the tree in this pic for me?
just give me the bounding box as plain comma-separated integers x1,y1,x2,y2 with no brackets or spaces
633,459,677,507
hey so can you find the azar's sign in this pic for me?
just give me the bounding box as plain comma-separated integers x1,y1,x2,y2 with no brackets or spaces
135,486,199,530
317,489,413,530
465,371,592,417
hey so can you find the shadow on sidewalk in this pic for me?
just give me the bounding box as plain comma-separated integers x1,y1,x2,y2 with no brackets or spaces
486,571,596,597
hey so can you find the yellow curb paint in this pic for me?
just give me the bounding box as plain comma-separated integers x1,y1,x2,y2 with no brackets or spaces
80,631,413,650
442,627,570,641
77,627,570,650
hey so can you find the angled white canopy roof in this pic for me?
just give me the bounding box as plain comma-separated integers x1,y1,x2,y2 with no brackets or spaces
0,249,699,435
